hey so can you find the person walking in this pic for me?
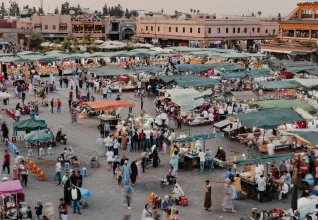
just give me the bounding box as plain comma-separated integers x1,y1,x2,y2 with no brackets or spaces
257,175,266,203
2,149,10,174
102,86,107,99
15,108,20,121
69,184,82,215
234,173,242,200
22,91,26,106
122,159,132,185
204,180,212,212
130,160,138,186
161,195,173,220
19,161,28,186
34,200,43,220
50,98,54,113
142,203,152,220
124,182,134,210
141,97,144,110
177,115,182,130
55,159,62,185
223,179,237,212
59,198,68,220
57,99,62,113
199,149,206,172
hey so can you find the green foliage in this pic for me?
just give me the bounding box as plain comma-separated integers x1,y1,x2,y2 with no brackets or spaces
8,0,19,16
28,32,44,51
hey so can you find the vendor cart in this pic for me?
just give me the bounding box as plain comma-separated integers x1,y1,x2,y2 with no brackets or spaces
184,154,199,170
240,177,258,199
79,188,91,209
0,180,23,220
98,115,120,128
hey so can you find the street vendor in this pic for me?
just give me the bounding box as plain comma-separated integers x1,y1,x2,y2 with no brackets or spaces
215,147,226,161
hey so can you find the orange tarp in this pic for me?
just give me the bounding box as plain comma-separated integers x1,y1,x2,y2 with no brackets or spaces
82,100,135,111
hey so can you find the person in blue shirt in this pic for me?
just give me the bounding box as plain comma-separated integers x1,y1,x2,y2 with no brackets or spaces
30,110,35,120
161,195,173,219
113,138,120,156
225,168,232,180
124,183,133,210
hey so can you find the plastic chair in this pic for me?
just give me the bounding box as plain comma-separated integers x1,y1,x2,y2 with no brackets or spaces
11,136,16,143
81,167,88,177
39,148,44,157
35,168,41,177
28,161,34,170
64,162,70,171
27,149,33,157
47,147,53,156
32,165,38,173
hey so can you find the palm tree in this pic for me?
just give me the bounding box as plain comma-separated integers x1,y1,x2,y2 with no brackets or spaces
161,9,164,14
190,9,193,14
193,9,197,14
174,10,177,16
197,10,200,14
257,11,262,17
28,32,44,51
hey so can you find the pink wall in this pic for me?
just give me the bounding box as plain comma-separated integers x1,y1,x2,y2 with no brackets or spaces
32,15,71,33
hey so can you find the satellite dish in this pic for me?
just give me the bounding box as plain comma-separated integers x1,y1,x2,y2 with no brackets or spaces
69,10,75,15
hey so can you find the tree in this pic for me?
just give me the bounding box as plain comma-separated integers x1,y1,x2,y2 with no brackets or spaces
174,10,177,16
197,10,200,14
28,32,44,51
61,2,69,15
23,5,29,9
1,2,6,18
8,1,20,16
125,8,131,19
54,7,59,14
32,6,37,15
251,12,255,17
190,9,193,14
102,3,108,15
131,11,139,17
257,11,262,17
193,9,197,14
38,7,44,15
161,9,164,14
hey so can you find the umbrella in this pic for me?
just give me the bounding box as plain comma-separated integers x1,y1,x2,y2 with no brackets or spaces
24,130,54,144
0,92,12,98
13,119,47,133
39,57,61,62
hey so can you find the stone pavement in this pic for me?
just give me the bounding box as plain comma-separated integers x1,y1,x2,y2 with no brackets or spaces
0,84,292,220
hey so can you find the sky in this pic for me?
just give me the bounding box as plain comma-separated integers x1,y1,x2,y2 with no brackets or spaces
9,0,299,17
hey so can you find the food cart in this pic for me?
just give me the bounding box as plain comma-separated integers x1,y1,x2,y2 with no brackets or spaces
97,115,120,128
0,180,23,220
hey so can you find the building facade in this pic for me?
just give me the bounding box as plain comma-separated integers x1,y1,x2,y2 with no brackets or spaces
136,16,279,46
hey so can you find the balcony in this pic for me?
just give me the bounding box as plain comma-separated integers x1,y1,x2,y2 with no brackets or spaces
301,14,312,19
71,32,105,38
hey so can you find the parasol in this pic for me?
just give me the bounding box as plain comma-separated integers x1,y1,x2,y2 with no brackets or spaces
24,130,54,144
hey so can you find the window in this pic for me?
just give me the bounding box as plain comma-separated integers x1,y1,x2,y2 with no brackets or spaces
151,26,153,31
208,28,211,34
252,28,255,33
244,28,247,33
238,28,240,33
158,26,160,31
169,27,171,32
45,25,48,30
257,28,260,33
265,29,268,34
190,27,192,33
53,25,56,30
176,27,178,32
226,28,228,33
198,28,201,33
217,28,220,34
233,28,235,33
183,27,185,33
146,26,148,31
273,29,276,34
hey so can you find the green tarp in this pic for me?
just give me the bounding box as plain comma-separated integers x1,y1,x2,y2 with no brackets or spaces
234,108,304,129
88,67,131,76
250,100,315,113
131,66,163,73
159,75,220,87
285,131,318,146
177,64,207,72
13,119,47,132
24,130,54,144
177,132,225,144
258,80,300,89
220,72,247,79
39,57,61,62
289,51,309,56
234,153,294,166
246,69,270,78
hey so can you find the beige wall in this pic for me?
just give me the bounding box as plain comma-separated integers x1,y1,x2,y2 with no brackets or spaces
32,15,71,34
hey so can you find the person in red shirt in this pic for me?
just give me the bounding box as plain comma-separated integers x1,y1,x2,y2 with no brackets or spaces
2,149,10,174
57,99,62,113
69,90,73,102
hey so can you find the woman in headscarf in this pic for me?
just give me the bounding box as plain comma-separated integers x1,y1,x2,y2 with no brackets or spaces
130,160,138,186
170,151,179,171
120,132,128,156
223,179,236,213
151,145,159,168
172,183,185,204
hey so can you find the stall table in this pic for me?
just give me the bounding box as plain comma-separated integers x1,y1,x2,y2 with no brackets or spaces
184,154,199,170
98,115,120,128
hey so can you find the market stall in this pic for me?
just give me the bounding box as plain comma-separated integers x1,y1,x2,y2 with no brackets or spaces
0,180,23,220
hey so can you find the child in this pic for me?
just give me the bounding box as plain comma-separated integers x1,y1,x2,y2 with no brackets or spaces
115,166,122,187
162,141,167,154
172,210,180,220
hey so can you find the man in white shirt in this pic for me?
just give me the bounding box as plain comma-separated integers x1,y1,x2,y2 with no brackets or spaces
208,106,214,113
15,109,21,121
102,86,108,99
198,149,206,172
137,81,142,90
195,141,202,152
208,112,214,123
55,159,62,185
202,110,208,119
257,175,266,203
103,135,113,152
278,182,289,200
69,184,82,215
144,129,151,150
118,86,122,98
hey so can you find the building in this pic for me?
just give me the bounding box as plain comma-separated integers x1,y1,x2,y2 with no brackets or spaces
260,1,318,60
0,19,30,45
135,15,279,46
106,18,136,40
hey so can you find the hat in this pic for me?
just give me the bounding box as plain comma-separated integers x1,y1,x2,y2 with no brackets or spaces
205,180,210,183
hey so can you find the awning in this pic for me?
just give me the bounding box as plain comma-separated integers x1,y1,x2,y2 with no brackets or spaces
234,107,304,129
220,72,247,79
0,180,23,194
250,100,315,113
258,80,300,89
281,129,318,146
213,119,230,128
88,67,131,76
177,132,224,144
234,153,294,166
293,78,318,88
82,100,135,111
289,51,309,56
246,69,270,78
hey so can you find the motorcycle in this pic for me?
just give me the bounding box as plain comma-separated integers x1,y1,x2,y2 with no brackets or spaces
56,133,67,145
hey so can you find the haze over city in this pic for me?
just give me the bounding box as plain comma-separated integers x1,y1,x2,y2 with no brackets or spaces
4,0,298,17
